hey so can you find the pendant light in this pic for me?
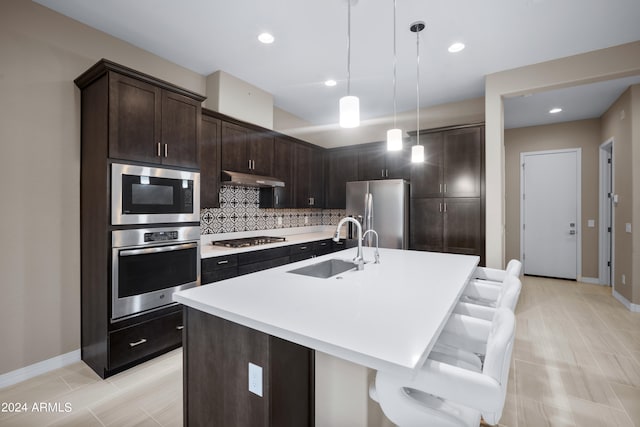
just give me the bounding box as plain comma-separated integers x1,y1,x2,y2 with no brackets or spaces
410,21,425,163
386,0,402,151
339,0,360,128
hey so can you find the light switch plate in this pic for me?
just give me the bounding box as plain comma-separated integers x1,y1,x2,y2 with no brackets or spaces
248,363,263,397
626,223,632,233
587,219,595,228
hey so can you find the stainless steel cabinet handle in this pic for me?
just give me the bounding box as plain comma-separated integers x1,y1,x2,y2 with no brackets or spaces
439,203,442,212
444,183,447,193
176,325,184,330
248,159,252,170
444,203,447,213
217,260,229,265
300,246,307,250
381,169,385,178
119,242,198,257
275,195,279,205
439,183,442,193
129,338,147,348
253,160,256,170
157,142,161,157
164,144,168,157
319,242,327,246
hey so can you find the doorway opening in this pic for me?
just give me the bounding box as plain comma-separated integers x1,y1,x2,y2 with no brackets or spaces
598,139,614,287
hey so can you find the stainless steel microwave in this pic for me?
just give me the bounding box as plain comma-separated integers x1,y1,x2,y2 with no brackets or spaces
111,163,200,225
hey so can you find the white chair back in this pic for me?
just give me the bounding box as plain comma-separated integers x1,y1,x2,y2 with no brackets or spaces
479,308,516,424
505,259,522,278
494,276,522,312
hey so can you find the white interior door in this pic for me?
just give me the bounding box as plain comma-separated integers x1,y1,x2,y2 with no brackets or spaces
521,149,580,279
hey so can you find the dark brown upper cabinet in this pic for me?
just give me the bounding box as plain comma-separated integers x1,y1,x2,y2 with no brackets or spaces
200,110,222,208
293,143,324,208
108,73,201,168
75,59,204,169
411,127,483,199
325,148,358,209
221,121,274,176
357,142,409,181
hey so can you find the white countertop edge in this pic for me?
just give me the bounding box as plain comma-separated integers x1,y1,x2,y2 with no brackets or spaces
175,293,415,373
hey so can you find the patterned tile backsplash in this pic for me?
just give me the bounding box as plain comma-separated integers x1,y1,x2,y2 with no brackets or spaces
201,185,346,234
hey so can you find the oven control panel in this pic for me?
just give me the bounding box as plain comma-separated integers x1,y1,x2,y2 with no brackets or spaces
144,231,179,242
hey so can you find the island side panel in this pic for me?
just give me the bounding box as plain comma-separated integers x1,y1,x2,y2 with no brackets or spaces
183,306,314,427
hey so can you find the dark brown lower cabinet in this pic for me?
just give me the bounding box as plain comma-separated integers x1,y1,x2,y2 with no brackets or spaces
183,307,314,427
410,197,484,264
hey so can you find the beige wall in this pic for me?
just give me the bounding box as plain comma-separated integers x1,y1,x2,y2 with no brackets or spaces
0,0,206,375
633,86,640,305
485,41,640,269
601,86,639,304
504,120,602,279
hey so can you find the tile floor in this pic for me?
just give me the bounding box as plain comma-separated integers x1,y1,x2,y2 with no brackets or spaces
1,275,639,426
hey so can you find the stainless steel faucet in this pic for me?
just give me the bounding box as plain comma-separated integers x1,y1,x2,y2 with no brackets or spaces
362,229,380,264
333,217,364,270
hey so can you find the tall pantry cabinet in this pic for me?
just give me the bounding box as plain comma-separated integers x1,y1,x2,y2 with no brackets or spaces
409,125,485,265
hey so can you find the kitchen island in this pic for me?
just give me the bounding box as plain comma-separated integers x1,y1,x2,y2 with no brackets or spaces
174,247,479,426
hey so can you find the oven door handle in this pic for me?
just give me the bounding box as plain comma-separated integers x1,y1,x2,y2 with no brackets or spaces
118,242,198,257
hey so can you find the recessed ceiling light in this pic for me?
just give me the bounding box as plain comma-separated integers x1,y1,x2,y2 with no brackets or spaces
324,79,337,87
549,107,563,114
448,42,465,53
258,33,274,44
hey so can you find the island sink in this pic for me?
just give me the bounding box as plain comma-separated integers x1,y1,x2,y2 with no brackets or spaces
287,258,357,279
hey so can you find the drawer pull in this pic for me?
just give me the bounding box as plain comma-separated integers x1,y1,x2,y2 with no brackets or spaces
217,260,229,265
300,246,307,250
129,338,147,348
176,325,184,330
319,242,327,246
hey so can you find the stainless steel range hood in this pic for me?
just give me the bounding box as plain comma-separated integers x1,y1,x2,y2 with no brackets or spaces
221,170,285,188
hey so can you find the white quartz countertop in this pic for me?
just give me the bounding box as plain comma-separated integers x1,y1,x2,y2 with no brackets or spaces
174,247,479,373
200,228,341,259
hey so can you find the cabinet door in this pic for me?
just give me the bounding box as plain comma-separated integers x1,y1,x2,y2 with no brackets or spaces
357,145,386,180
248,132,274,176
108,73,161,164
221,121,250,172
443,127,482,198
293,143,311,208
410,132,443,198
385,147,409,180
325,149,358,209
309,146,324,208
273,137,294,208
443,198,483,256
410,198,443,252
161,90,200,168
201,114,221,207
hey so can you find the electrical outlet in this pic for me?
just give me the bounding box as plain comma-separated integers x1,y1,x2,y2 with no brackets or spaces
277,216,283,226
625,223,632,233
622,274,626,285
587,219,595,228
248,363,263,397
304,216,309,224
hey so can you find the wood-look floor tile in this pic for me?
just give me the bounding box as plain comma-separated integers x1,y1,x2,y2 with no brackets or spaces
567,397,634,427
592,351,640,388
515,360,572,410
579,327,634,358
45,409,104,427
609,382,640,426
516,396,575,427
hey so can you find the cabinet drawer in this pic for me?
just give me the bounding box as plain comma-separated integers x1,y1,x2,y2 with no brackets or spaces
202,267,238,284
331,239,348,252
238,246,290,265
315,239,333,256
238,256,290,276
202,254,238,272
288,242,316,256
109,310,183,370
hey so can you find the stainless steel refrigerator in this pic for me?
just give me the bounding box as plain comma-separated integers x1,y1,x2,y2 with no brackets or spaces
345,179,409,249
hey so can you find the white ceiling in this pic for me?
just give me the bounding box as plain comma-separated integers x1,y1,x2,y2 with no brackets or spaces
35,0,640,128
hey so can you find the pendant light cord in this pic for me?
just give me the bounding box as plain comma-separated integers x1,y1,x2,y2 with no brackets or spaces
347,0,352,96
392,0,397,128
416,26,420,146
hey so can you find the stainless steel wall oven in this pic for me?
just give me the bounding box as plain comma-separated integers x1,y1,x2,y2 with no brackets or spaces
111,226,200,320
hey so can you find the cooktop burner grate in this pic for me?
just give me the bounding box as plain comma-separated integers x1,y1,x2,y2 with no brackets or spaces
212,236,286,248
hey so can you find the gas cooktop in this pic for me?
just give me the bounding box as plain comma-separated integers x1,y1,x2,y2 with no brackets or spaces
212,236,286,248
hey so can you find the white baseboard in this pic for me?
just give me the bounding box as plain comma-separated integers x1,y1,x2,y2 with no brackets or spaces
613,290,640,313
579,276,600,285
0,349,81,389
